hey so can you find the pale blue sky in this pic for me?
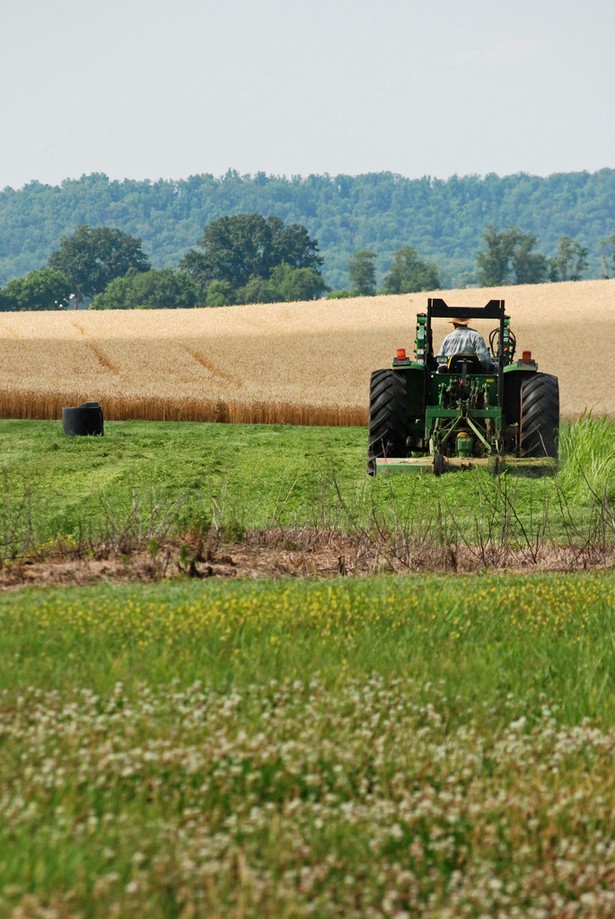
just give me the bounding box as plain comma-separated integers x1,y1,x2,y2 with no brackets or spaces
1,0,613,189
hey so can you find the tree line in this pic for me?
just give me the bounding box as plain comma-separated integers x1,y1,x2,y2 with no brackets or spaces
475,226,615,285
0,218,329,311
2,217,615,311
0,216,439,310
1,169,614,291
330,228,615,295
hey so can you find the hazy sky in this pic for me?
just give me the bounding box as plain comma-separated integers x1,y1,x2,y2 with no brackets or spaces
1,0,613,189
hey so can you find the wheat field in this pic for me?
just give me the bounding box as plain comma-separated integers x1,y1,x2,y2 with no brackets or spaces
0,279,613,424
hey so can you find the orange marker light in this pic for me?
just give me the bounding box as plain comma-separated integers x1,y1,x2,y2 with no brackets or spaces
396,348,407,360
522,350,532,362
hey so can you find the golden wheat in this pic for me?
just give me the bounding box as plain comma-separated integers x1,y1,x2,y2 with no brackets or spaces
0,279,613,424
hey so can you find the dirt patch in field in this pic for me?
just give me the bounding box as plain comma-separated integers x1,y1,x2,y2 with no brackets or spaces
1,529,613,590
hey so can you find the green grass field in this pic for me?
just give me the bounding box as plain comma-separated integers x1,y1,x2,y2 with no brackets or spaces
1,414,614,560
0,416,614,917
1,572,614,918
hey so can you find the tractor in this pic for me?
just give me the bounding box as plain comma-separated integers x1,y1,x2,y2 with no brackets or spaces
368,298,559,475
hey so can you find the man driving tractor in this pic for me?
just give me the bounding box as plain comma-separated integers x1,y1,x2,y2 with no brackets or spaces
367,297,559,475
436,311,497,371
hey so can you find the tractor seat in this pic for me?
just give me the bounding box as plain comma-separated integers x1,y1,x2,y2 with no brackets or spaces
446,353,484,374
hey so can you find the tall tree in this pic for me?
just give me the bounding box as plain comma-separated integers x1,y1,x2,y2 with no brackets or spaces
180,214,324,295
476,225,517,285
381,246,440,294
348,250,377,295
549,236,588,281
599,234,615,278
476,225,547,286
48,225,150,299
510,233,548,284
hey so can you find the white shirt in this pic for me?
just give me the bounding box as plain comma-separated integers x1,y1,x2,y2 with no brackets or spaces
436,326,494,368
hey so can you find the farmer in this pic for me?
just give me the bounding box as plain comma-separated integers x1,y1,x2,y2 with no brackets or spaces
436,313,497,370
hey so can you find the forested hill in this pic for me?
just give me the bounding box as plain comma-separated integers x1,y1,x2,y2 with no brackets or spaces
1,169,614,289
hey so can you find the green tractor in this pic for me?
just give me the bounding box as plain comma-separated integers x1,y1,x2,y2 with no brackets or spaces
368,298,560,475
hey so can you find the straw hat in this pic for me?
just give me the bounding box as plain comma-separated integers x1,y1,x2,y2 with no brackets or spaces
449,314,470,326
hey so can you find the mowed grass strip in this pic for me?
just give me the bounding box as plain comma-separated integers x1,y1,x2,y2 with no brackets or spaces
1,416,614,564
0,572,614,918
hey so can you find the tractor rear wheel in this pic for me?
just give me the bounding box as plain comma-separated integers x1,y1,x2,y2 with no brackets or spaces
519,373,559,458
367,369,410,475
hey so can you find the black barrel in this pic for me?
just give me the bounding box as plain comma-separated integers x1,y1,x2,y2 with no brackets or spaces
62,401,104,436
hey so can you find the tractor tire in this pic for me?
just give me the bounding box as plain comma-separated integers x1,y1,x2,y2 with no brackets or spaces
62,402,104,436
367,369,410,475
519,373,559,458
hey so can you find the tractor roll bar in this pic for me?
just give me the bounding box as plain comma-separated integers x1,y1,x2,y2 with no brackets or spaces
427,298,505,321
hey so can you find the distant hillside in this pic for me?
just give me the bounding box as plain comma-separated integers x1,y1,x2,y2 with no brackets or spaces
1,169,614,289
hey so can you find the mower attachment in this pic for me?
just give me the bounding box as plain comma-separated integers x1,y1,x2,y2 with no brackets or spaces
375,456,558,476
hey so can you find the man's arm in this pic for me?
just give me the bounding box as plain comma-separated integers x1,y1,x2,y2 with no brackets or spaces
436,331,452,365
472,332,495,369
